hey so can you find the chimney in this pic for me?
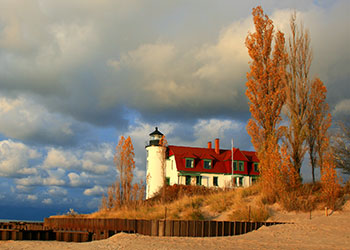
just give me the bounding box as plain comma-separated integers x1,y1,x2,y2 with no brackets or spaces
215,138,220,154
207,141,212,149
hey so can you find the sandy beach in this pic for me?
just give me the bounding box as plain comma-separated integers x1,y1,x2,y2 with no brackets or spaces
1,203,349,250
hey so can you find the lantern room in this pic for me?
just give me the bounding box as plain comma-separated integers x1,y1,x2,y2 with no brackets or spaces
147,127,163,146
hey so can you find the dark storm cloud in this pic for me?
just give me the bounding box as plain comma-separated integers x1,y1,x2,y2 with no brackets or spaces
1,0,346,132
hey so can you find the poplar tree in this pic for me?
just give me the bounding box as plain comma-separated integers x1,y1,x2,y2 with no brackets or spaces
284,13,311,177
307,78,332,182
245,6,288,199
114,136,136,205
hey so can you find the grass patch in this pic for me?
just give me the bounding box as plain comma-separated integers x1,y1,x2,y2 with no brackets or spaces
56,181,349,221
229,201,269,222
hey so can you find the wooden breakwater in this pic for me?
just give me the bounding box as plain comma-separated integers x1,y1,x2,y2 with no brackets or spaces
0,218,286,242
0,221,55,241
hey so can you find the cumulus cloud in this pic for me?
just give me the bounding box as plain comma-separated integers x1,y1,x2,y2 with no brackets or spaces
0,140,40,177
15,174,65,187
192,119,250,149
42,198,53,205
44,148,80,169
83,185,105,196
67,172,86,187
48,187,68,197
194,18,251,83
43,143,114,174
16,185,35,193
27,194,38,201
333,99,350,119
0,95,83,145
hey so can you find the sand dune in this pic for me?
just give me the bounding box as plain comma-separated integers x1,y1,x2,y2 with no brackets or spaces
1,203,349,250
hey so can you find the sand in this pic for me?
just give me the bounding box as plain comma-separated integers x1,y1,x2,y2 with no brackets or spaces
1,204,349,250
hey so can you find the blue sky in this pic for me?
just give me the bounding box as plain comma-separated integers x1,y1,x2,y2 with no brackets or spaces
0,0,349,221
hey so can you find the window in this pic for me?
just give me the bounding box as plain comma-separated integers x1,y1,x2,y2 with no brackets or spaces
185,175,191,185
203,159,212,169
238,177,243,186
254,163,259,172
213,176,218,186
166,177,170,185
196,176,202,185
185,158,194,168
239,161,244,171
233,161,238,171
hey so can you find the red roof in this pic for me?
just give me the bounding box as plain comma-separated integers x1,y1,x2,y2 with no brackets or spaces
168,145,259,175
241,150,259,162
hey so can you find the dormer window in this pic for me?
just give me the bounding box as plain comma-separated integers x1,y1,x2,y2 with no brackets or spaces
254,163,259,172
185,158,194,168
233,161,238,171
203,159,212,169
239,161,245,171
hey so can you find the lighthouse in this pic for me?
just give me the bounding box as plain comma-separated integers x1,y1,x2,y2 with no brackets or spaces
145,127,166,199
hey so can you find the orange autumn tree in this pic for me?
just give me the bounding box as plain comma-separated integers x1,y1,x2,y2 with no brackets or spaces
100,136,145,211
320,140,341,209
114,136,136,205
307,78,332,182
245,6,288,200
308,79,340,207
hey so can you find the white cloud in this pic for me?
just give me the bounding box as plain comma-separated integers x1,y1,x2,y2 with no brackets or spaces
16,185,35,193
43,143,114,174
48,187,68,197
27,194,38,201
83,185,105,196
15,175,66,187
44,148,80,169
194,18,251,83
81,143,114,174
0,140,40,177
43,177,65,186
15,176,42,186
333,99,350,117
67,172,82,187
42,198,53,204
0,95,76,145
67,172,92,187
121,43,176,74
81,161,109,175
194,119,241,143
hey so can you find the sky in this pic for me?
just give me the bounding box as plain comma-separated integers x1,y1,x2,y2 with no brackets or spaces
0,0,349,221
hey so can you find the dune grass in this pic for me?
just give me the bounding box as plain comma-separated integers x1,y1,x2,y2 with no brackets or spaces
56,180,349,221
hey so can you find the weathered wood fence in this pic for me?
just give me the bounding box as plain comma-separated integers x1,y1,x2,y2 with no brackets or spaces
0,221,55,241
0,218,285,242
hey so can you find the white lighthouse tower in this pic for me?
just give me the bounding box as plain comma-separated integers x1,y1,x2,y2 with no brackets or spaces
146,127,166,199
